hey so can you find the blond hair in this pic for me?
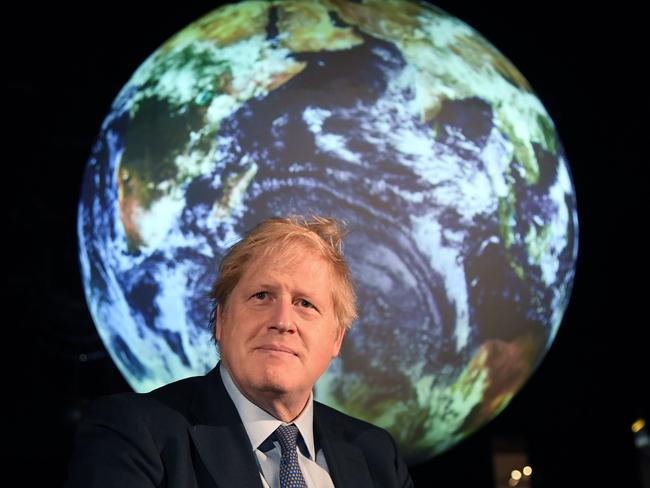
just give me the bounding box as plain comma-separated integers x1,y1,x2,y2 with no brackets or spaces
209,216,357,337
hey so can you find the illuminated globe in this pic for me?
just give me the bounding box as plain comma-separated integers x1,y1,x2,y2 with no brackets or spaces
78,0,578,464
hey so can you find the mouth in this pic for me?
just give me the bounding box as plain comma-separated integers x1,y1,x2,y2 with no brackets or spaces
256,345,298,357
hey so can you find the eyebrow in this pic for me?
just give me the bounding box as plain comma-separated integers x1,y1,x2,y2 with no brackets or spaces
254,283,280,292
253,282,323,303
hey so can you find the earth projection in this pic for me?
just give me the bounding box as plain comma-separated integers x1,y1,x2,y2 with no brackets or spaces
78,0,578,464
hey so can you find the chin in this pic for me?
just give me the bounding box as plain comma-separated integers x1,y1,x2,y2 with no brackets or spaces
254,368,302,395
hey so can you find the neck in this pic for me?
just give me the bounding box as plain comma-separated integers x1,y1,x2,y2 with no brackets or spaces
223,363,310,422
251,392,309,422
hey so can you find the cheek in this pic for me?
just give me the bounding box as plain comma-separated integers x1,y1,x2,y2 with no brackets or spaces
308,331,341,360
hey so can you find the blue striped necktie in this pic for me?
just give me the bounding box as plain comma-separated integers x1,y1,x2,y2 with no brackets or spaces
276,424,308,488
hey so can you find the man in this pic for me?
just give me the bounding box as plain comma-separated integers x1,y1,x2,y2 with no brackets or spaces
66,216,413,487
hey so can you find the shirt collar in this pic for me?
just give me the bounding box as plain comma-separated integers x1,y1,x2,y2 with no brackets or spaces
219,363,316,460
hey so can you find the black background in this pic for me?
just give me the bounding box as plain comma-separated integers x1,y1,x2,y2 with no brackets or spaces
7,2,647,487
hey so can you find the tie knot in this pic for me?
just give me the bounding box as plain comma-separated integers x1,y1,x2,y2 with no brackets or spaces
276,424,300,453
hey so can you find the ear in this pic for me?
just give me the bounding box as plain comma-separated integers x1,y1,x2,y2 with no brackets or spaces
331,328,345,358
215,303,224,342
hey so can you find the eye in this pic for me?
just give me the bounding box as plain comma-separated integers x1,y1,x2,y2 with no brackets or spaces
251,291,269,301
296,298,317,311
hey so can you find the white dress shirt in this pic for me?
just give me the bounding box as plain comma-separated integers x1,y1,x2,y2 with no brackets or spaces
220,364,335,488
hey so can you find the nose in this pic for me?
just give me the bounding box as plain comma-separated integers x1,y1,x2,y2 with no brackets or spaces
269,297,296,333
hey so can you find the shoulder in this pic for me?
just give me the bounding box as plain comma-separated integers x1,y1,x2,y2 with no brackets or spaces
314,400,381,431
315,401,388,434
314,400,397,448
66,374,212,488
80,373,208,432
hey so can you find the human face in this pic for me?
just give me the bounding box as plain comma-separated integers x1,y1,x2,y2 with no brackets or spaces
216,244,344,409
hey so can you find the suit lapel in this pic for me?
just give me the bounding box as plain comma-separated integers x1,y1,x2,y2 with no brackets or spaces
190,424,262,488
314,405,375,488
187,366,376,488
188,365,263,488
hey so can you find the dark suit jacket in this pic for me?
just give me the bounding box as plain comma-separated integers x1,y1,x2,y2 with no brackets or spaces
65,365,413,488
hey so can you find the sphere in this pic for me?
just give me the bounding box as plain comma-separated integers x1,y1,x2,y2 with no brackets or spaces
78,0,579,464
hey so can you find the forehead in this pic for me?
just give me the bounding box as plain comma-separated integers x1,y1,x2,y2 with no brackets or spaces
238,243,333,290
